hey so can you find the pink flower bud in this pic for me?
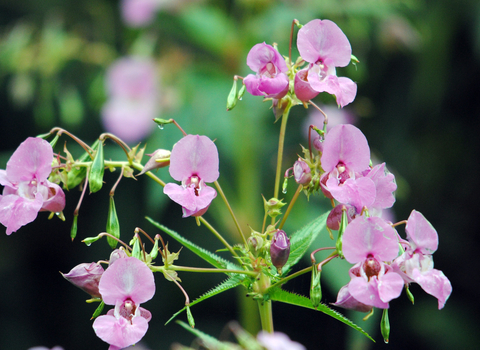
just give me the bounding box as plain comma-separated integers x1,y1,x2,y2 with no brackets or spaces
270,230,290,271
137,149,171,176
293,159,312,185
109,249,129,266
61,262,104,298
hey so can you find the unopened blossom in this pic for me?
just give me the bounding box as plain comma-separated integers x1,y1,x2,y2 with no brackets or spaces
137,149,171,176
257,331,306,350
164,135,219,217
320,124,375,211
101,57,160,144
338,216,404,309
393,210,452,309
293,159,311,185
270,230,291,271
61,262,105,298
0,137,65,235
243,43,289,99
295,19,357,107
93,257,155,349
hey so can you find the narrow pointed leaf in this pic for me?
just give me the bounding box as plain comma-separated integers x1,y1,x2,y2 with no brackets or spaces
146,217,241,271
176,321,235,350
268,287,374,342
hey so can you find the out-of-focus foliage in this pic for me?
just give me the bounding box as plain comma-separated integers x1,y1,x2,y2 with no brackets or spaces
1,0,480,349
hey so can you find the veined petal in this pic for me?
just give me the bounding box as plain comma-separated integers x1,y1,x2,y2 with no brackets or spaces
377,271,404,303
246,42,287,73
168,135,219,183
349,276,389,309
40,182,66,213
297,19,352,66
342,216,399,263
257,73,289,99
99,257,155,305
93,313,149,348
6,138,53,183
411,268,452,309
406,210,438,254
326,177,376,212
0,193,43,235
366,163,397,210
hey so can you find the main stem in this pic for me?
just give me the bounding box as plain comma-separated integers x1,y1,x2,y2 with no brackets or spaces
257,299,274,333
272,103,292,225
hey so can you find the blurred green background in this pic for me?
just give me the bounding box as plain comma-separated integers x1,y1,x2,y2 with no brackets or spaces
1,0,479,349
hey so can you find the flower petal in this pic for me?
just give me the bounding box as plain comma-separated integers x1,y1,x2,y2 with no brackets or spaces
0,193,43,235
93,313,149,348
405,210,438,254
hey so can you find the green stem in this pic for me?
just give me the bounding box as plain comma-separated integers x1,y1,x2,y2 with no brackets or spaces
278,184,303,230
152,265,257,277
214,180,247,245
272,102,292,224
198,216,239,258
257,299,274,333
269,265,313,290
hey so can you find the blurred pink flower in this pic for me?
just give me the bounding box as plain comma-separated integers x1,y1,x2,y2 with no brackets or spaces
257,331,306,350
121,0,160,27
0,137,65,235
101,57,160,144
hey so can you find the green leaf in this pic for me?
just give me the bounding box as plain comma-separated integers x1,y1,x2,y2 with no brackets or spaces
268,287,374,342
176,321,235,350
146,217,241,271
165,276,243,325
282,212,328,273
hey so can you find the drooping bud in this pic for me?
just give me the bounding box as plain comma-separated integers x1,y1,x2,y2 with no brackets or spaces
137,149,171,176
88,140,105,193
106,196,121,249
270,230,290,273
293,159,312,185
61,262,104,298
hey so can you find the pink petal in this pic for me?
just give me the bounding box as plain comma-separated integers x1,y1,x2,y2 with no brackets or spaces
164,183,198,211
99,257,155,305
333,284,373,312
366,163,397,210
411,268,452,310
377,271,404,303
342,216,399,263
257,73,289,99
297,19,352,67
348,276,389,309
321,124,370,174
0,194,43,235
246,43,287,73
294,68,319,101
168,135,219,182
405,210,438,254
6,137,53,183
93,314,149,348
326,177,376,212
308,74,357,108
40,182,66,213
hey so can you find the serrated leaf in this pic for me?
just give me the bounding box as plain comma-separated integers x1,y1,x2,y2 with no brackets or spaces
176,321,240,350
282,212,328,273
268,287,374,342
146,217,241,271
165,276,243,325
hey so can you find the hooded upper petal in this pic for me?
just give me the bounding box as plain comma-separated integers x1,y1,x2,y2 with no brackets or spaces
297,19,352,67
246,42,287,73
168,135,219,183
99,257,155,305
405,210,438,254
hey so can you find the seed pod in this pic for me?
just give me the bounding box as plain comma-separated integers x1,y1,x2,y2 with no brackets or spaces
88,140,105,193
106,196,120,249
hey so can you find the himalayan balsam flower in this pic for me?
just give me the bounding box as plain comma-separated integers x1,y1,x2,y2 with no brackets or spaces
101,57,160,144
93,257,155,350
164,135,219,217
257,331,306,350
337,216,404,309
61,262,105,298
243,43,289,99
0,137,65,235
270,230,291,271
393,210,452,309
295,19,357,107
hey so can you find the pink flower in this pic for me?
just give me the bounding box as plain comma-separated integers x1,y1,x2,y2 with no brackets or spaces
101,57,160,144
257,331,306,350
93,257,155,349
295,19,357,107
121,0,160,27
62,262,105,298
338,216,404,309
164,135,219,217
243,43,289,99
320,124,374,211
293,159,311,185
393,210,452,309
0,137,65,235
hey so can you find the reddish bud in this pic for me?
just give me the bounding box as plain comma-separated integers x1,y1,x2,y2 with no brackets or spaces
270,230,291,271
61,262,104,298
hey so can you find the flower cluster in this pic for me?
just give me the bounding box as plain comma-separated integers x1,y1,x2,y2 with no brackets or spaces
240,19,357,109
